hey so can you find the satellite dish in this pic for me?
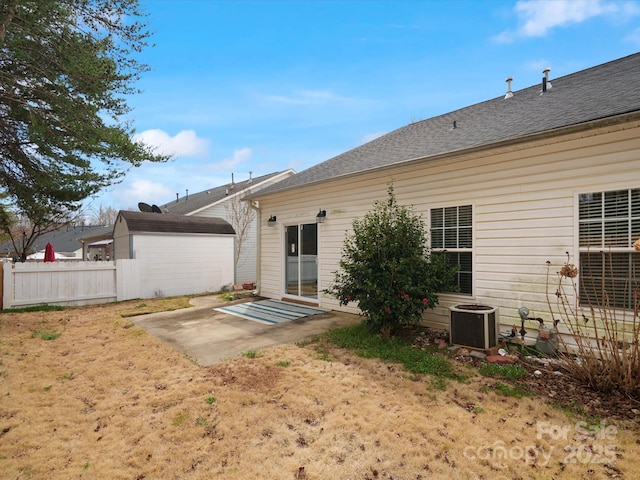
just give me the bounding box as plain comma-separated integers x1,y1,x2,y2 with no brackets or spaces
151,204,162,214
138,202,153,212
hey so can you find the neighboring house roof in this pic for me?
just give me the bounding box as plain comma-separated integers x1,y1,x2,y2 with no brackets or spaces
117,211,235,235
0,224,111,255
250,52,640,198
160,170,294,215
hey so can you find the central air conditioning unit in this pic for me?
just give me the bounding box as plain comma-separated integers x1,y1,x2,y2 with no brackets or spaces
450,304,499,350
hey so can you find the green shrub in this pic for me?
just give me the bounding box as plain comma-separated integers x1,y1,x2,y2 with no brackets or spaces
324,185,458,335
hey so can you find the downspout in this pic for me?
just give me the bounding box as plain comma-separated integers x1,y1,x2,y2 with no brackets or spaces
249,200,261,296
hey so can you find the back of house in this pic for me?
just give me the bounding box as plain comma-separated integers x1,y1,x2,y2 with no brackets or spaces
248,52,640,345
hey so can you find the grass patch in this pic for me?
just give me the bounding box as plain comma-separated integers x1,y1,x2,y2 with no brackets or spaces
119,296,192,317
205,396,216,404
1,305,65,314
493,381,528,398
324,323,460,380
275,360,291,367
243,350,260,359
31,330,61,341
219,293,234,302
478,362,527,380
172,411,189,427
183,353,198,365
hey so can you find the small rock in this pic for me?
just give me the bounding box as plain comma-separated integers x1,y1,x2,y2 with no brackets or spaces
534,370,542,376
486,354,517,364
470,350,486,360
631,408,640,416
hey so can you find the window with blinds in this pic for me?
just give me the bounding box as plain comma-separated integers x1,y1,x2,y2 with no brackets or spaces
431,205,472,295
578,189,640,309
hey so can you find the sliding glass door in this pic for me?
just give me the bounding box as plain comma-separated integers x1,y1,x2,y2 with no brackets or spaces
285,223,318,298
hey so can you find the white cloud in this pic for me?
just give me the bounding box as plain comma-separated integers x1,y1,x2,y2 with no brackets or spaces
206,147,252,171
262,89,354,105
494,0,634,42
361,131,386,144
517,0,615,36
133,129,210,157
114,179,174,209
626,26,640,45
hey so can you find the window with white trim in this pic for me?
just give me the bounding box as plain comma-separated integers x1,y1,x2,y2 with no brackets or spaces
578,189,640,309
430,205,473,295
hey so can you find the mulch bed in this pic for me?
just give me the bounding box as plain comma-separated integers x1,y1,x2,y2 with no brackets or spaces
400,325,640,423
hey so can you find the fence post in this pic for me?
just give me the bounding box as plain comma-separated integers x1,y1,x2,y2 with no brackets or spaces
2,262,12,310
116,259,141,301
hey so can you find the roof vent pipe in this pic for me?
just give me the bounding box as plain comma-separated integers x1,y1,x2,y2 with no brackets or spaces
186,189,188,201
176,193,179,203
542,67,552,93
504,77,513,99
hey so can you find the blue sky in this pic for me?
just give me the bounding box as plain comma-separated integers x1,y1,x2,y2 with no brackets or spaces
87,0,640,213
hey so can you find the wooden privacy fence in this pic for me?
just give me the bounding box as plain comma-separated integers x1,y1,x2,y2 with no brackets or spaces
1,260,140,309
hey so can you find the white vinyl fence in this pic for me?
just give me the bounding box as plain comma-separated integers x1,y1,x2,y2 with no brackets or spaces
1,260,140,309
2,251,234,310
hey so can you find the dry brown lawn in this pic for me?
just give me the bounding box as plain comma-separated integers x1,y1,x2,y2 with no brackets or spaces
1,297,638,480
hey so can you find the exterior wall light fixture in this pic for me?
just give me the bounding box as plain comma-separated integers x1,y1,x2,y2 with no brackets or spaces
267,215,277,226
316,209,327,223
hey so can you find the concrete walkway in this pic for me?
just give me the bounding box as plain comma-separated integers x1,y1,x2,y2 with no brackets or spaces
132,295,360,366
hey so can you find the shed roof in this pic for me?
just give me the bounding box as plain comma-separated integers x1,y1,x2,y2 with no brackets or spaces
117,211,235,235
250,52,640,198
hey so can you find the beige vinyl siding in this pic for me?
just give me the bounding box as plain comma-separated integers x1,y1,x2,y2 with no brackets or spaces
257,123,640,332
112,217,131,260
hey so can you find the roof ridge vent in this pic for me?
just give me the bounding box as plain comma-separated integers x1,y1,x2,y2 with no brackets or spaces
541,67,552,94
504,76,514,99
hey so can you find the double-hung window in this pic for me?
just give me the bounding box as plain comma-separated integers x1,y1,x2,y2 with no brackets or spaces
430,205,473,295
578,189,640,309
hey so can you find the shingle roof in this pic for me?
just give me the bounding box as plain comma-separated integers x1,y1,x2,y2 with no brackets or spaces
0,225,111,255
160,171,290,215
118,211,235,235
251,52,640,198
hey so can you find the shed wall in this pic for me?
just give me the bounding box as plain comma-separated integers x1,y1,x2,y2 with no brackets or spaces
131,233,235,297
192,203,257,285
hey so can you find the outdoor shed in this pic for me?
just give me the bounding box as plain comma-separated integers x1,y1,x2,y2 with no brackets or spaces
113,211,235,298
159,170,295,284
248,52,640,345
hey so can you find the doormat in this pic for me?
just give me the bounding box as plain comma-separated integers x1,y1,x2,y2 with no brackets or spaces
215,299,327,325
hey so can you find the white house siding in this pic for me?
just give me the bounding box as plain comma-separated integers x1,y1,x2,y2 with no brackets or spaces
188,202,257,285
131,233,235,298
186,171,294,285
257,122,640,333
